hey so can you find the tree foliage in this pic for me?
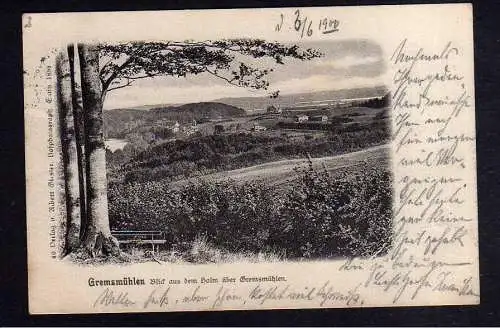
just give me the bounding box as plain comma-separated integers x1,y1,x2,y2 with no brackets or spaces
97,39,322,99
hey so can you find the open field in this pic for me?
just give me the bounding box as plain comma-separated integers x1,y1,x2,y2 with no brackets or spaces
170,144,390,188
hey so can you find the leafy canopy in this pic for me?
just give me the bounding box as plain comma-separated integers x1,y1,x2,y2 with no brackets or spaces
97,39,323,99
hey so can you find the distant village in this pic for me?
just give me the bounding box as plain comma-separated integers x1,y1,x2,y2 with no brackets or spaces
155,94,387,136
146,105,331,137
155,118,199,135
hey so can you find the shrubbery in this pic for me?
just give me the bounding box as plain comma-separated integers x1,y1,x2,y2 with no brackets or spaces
273,161,392,258
109,160,392,260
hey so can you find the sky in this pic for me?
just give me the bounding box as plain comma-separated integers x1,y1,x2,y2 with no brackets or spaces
103,39,389,110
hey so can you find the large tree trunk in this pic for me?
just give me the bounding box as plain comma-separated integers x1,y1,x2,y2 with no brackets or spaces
77,43,119,257
56,51,81,253
67,44,87,240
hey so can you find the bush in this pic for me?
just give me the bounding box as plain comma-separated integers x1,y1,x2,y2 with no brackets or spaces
109,159,392,260
271,160,392,258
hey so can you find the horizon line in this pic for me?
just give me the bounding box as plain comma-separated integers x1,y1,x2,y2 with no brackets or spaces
104,85,389,111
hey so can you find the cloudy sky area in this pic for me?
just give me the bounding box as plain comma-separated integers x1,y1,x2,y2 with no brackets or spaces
104,39,388,109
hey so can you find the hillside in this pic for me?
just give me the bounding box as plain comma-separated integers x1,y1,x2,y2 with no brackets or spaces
103,102,245,138
116,118,391,184
170,144,389,188
150,102,245,119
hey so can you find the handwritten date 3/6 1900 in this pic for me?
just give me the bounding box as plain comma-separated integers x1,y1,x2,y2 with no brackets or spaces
275,10,340,38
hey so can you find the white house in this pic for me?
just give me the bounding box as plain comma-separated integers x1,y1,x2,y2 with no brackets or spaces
310,115,328,123
266,105,282,114
171,121,180,133
252,124,267,131
295,115,309,123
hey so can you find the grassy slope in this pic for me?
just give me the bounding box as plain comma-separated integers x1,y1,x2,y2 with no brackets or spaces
170,143,390,188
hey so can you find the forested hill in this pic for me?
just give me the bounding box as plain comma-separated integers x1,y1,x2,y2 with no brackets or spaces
119,121,391,184
103,102,245,138
150,102,245,119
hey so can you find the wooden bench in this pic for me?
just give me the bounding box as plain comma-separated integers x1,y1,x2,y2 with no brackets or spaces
111,230,166,254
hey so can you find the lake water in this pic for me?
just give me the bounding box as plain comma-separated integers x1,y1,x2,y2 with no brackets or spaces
105,138,128,152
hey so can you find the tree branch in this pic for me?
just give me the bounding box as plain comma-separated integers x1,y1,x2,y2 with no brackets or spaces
100,43,171,94
204,68,240,87
99,59,113,78
122,73,158,80
106,78,132,92
101,56,135,92
168,41,244,55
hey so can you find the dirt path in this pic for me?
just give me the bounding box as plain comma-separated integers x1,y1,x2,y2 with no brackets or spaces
171,144,390,188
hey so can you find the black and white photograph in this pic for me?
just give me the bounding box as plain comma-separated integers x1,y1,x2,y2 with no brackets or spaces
53,38,393,264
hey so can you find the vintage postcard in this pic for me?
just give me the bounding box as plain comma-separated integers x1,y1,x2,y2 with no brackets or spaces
23,4,478,314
